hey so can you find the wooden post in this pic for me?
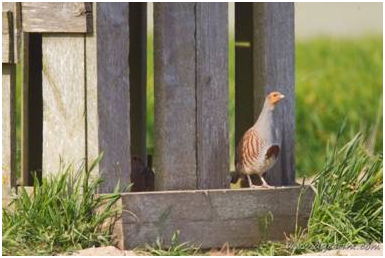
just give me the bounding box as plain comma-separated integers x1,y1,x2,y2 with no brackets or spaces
196,3,229,189
154,3,197,190
2,3,21,63
154,3,229,190
235,3,295,186
86,3,131,193
253,3,295,186
129,3,147,164
20,2,131,193
2,11,16,188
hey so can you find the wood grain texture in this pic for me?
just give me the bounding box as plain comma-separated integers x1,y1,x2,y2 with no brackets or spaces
21,2,92,33
2,64,16,187
196,3,229,189
252,3,295,186
2,11,12,63
20,32,30,185
86,3,130,193
153,3,197,190
235,3,254,149
42,35,86,175
120,186,315,248
129,3,147,164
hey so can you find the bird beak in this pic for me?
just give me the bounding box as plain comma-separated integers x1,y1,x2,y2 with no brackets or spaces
280,94,285,99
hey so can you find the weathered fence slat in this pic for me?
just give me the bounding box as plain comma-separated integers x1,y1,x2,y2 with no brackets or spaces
2,11,12,63
154,3,197,190
196,3,229,189
120,186,314,249
42,35,86,175
2,3,21,63
2,11,16,188
253,3,295,186
235,3,295,186
20,32,30,185
129,3,147,164
86,3,130,193
21,2,92,33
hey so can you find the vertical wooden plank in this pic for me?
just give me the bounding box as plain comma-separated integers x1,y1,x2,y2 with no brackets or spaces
253,3,295,185
86,3,130,193
85,4,98,181
20,32,30,185
129,3,147,164
20,32,29,185
2,11,12,63
2,64,16,187
2,3,20,63
235,3,254,149
196,3,229,189
42,35,86,175
154,3,197,190
2,10,16,188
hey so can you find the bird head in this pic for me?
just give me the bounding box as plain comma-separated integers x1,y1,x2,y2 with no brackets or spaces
266,91,285,107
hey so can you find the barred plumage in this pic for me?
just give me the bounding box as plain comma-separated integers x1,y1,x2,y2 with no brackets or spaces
233,91,285,188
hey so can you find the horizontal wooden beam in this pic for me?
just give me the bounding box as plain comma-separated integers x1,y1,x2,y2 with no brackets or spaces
119,186,315,249
21,2,92,33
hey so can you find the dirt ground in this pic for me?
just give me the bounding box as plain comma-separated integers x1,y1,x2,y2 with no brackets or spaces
62,243,382,256
61,246,136,256
301,243,383,256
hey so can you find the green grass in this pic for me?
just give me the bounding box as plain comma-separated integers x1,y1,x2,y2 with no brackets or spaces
2,156,127,256
136,231,200,256
295,37,383,177
238,130,383,255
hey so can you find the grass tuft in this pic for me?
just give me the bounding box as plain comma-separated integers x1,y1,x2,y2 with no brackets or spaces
241,131,383,255
137,230,200,256
2,156,128,256
303,132,383,248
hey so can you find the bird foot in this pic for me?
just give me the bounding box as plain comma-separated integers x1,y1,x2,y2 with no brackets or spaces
261,184,274,189
249,184,260,189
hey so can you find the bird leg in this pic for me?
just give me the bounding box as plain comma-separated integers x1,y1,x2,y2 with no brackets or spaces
259,175,273,188
247,174,259,189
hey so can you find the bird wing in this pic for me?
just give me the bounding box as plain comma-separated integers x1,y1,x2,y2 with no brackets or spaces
235,129,260,172
265,145,280,159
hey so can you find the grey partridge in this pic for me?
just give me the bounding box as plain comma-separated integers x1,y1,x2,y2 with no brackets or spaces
232,91,285,188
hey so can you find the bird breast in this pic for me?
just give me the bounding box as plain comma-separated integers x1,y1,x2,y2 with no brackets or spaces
236,129,280,176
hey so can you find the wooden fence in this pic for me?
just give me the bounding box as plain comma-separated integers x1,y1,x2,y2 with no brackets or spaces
2,2,307,249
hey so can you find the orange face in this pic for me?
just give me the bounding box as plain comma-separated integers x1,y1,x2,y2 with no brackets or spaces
267,91,285,105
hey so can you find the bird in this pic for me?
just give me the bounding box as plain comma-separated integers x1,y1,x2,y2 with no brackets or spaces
231,91,285,188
